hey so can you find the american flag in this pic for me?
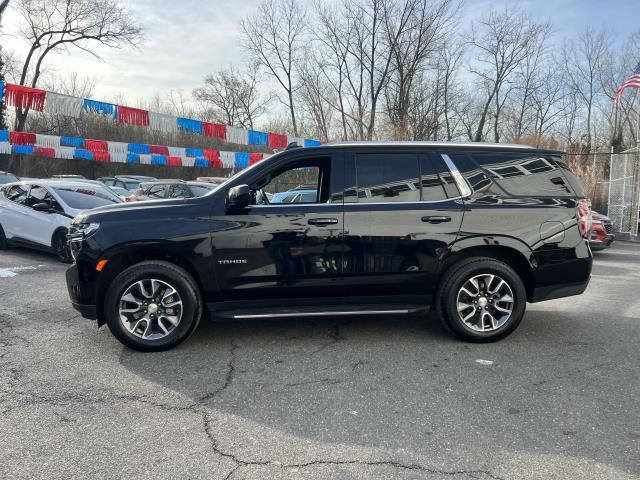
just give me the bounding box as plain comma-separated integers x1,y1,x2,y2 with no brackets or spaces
614,61,640,104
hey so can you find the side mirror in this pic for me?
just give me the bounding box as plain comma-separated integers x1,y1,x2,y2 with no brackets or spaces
226,185,251,210
32,202,51,213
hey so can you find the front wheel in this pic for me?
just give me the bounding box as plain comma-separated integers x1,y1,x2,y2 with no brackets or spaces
436,257,527,342
0,224,8,249
104,261,202,351
52,230,72,263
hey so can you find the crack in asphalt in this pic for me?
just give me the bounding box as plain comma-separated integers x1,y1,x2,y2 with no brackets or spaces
310,320,347,355
199,340,238,403
203,412,506,480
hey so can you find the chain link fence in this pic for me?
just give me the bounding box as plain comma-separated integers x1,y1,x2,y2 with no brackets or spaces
607,148,640,235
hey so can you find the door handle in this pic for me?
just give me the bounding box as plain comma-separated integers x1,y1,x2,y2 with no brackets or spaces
421,215,451,224
308,218,339,226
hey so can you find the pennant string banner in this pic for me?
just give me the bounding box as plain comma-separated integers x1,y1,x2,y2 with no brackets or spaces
44,92,84,118
0,81,321,147
4,84,46,111
2,129,318,172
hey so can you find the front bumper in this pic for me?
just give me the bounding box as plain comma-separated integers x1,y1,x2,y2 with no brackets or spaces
66,263,97,320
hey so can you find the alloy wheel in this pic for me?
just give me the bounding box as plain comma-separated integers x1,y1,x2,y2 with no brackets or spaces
119,279,183,340
455,273,514,332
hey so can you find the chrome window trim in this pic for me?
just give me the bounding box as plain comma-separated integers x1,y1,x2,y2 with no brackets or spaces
440,154,472,198
249,196,462,208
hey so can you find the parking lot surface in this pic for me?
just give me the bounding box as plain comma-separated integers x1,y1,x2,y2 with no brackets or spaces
0,243,638,479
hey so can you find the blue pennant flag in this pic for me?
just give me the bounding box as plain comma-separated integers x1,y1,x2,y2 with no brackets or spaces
0,130,9,142
177,117,203,135
194,157,209,168
0,81,5,103
151,154,167,165
74,149,93,160
12,145,34,155
61,136,84,148
186,147,204,157
248,130,268,146
234,151,250,169
83,98,117,118
304,139,321,147
128,143,150,154
127,153,140,164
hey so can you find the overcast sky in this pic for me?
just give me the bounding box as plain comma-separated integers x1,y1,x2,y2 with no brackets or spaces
1,0,637,106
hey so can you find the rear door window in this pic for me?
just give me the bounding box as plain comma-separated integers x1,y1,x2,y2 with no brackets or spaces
147,185,167,199
6,184,29,204
354,153,420,203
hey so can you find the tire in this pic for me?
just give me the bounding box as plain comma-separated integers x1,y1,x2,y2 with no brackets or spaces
0,224,8,250
436,257,527,343
52,229,72,263
104,261,202,352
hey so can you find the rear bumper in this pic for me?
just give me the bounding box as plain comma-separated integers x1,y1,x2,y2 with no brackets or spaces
589,233,614,250
531,279,590,302
530,241,592,303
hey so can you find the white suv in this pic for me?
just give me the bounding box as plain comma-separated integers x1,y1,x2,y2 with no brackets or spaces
0,180,122,262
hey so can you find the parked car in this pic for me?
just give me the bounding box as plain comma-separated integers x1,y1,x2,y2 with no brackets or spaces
0,171,19,184
66,141,593,351
589,211,614,250
196,176,227,185
0,180,122,262
107,185,130,200
125,180,215,202
51,174,86,180
98,175,156,192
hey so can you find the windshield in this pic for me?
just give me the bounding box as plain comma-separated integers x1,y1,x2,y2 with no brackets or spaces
53,186,122,209
189,184,215,197
124,181,142,190
0,174,19,184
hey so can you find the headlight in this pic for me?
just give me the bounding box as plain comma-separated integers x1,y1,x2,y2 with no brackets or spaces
68,222,100,241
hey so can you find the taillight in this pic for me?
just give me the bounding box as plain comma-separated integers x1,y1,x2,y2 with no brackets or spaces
577,198,592,238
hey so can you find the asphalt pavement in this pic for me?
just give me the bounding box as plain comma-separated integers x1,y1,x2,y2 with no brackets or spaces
0,243,638,479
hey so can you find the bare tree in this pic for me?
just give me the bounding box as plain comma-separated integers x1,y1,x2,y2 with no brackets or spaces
470,8,550,142
12,0,143,131
560,27,611,151
193,64,269,129
298,49,334,141
240,0,307,136
384,0,459,139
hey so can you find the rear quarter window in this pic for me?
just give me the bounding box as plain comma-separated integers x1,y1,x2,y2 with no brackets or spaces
470,152,582,197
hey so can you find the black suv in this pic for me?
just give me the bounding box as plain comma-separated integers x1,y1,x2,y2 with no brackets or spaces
66,142,592,351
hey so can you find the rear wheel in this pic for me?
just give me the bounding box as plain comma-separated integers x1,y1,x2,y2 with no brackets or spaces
104,261,202,351
436,257,526,342
52,230,71,263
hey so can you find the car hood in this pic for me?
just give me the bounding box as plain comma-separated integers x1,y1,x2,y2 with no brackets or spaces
592,211,610,222
73,197,195,223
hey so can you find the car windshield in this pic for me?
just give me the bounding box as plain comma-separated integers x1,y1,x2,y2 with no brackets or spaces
124,181,142,190
53,186,121,209
189,184,215,197
0,174,19,184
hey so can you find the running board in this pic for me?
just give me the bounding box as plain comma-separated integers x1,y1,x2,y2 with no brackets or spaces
231,309,412,319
